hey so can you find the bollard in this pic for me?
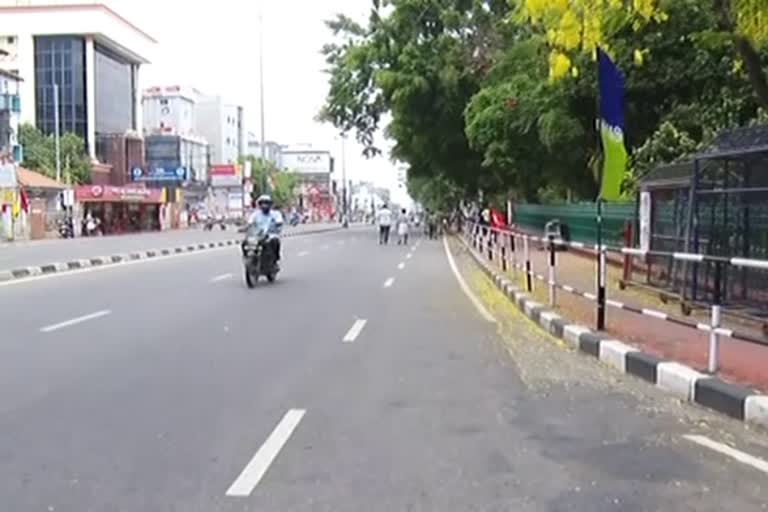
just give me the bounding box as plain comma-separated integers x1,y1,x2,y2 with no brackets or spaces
501,244,508,272
548,236,556,307
708,261,723,374
596,245,607,330
510,233,517,275
488,232,494,261
524,235,533,292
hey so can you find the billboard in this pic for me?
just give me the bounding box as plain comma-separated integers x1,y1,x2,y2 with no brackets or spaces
282,151,331,174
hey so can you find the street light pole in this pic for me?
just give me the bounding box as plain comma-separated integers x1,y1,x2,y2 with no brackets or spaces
53,83,61,183
341,133,348,228
258,5,268,195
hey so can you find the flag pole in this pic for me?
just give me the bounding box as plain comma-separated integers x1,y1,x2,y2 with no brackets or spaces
595,47,606,331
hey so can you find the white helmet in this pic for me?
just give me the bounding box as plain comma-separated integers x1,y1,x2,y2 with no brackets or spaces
256,194,273,206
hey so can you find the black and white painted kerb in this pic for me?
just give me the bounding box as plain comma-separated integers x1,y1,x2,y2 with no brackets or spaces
458,234,768,429
0,227,340,283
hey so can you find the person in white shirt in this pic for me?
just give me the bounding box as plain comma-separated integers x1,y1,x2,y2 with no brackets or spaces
376,204,393,245
397,208,410,245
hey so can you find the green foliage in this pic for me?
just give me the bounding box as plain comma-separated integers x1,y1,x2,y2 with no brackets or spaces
18,123,91,184
239,155,298,208
321,0,767,205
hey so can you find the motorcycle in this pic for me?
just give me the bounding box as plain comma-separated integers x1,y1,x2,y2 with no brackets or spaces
241,225,279,287
57,217,74,239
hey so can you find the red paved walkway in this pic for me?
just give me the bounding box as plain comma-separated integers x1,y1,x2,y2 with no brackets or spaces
480,235,768,392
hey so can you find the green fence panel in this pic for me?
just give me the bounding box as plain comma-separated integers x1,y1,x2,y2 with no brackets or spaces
515,203,635,246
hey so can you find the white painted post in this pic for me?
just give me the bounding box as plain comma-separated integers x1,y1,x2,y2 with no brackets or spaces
708,304,721,374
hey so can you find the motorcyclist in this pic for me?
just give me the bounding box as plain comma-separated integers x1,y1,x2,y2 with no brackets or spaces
247,194,284,264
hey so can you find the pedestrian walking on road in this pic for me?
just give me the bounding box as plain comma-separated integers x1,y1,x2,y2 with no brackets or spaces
397,208,410,246
377,204,392,245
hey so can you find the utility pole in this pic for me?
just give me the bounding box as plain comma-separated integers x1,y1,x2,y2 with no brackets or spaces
53,83,61,183
258,4,268,195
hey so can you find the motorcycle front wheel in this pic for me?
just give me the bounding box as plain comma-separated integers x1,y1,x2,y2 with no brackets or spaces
245,267,257,288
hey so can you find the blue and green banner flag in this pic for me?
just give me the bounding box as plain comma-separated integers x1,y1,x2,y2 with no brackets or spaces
597,48,628,201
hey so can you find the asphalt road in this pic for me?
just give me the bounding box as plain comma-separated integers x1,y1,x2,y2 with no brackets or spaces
0,223,338,270
0,228,767,511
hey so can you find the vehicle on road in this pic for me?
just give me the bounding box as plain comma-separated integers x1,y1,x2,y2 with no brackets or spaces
241,224,280,287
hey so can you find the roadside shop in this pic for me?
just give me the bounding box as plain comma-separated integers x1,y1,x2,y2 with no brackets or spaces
74,184,167,235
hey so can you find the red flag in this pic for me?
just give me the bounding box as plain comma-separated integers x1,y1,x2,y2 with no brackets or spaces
19,187,29,213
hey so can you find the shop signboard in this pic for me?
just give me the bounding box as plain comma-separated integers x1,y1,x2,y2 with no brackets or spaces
75,185,166,204
131,166,187,182
210,164,239,176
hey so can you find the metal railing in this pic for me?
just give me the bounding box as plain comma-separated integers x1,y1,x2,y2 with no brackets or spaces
462,222,768,374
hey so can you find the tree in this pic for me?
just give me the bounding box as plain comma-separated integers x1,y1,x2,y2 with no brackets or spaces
239,155,298,208
519,0,768,109
320,0,507,194
18,123,91,184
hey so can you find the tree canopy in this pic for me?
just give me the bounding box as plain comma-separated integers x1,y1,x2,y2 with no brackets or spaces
320,0,765,205
18,123,91,184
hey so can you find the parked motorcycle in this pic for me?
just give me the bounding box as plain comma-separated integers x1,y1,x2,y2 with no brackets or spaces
241,225,279,287
57,217,74,239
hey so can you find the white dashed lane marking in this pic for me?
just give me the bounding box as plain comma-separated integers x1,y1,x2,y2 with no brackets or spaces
383,277,395,288
342,319,368,343
226,409,307,497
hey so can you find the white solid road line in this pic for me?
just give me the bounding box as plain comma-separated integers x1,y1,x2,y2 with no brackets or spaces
40,310,112,333
442,236,496,323
298,250,310,257
397,262,405,270
0,245,234,288
343,319,368,343
226,409,306,497
383,277,395,288
684,435,768,474
210,273,233,282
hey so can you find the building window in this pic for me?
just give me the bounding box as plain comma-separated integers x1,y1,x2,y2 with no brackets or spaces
7,37,15,44
94,43,134,134
34,36,87,139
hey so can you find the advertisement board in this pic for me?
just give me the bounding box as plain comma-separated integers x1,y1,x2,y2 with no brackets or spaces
282,151,331,174
211,175,242,187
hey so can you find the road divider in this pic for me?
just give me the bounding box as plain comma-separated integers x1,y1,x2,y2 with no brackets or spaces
343,319,368,343
40,310,112,333
226,408,306,497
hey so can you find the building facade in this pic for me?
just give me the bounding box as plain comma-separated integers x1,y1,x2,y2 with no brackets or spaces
142,85,200,137
144,134,208,183
142,85,210,182
246,134,284,168
195,95,244,165
0,69,22,160
0,2,155,181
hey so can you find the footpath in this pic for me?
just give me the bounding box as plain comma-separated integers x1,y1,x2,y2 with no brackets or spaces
474,227,768,393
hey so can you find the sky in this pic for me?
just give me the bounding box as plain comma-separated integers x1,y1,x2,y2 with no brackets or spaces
110,0,409,203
